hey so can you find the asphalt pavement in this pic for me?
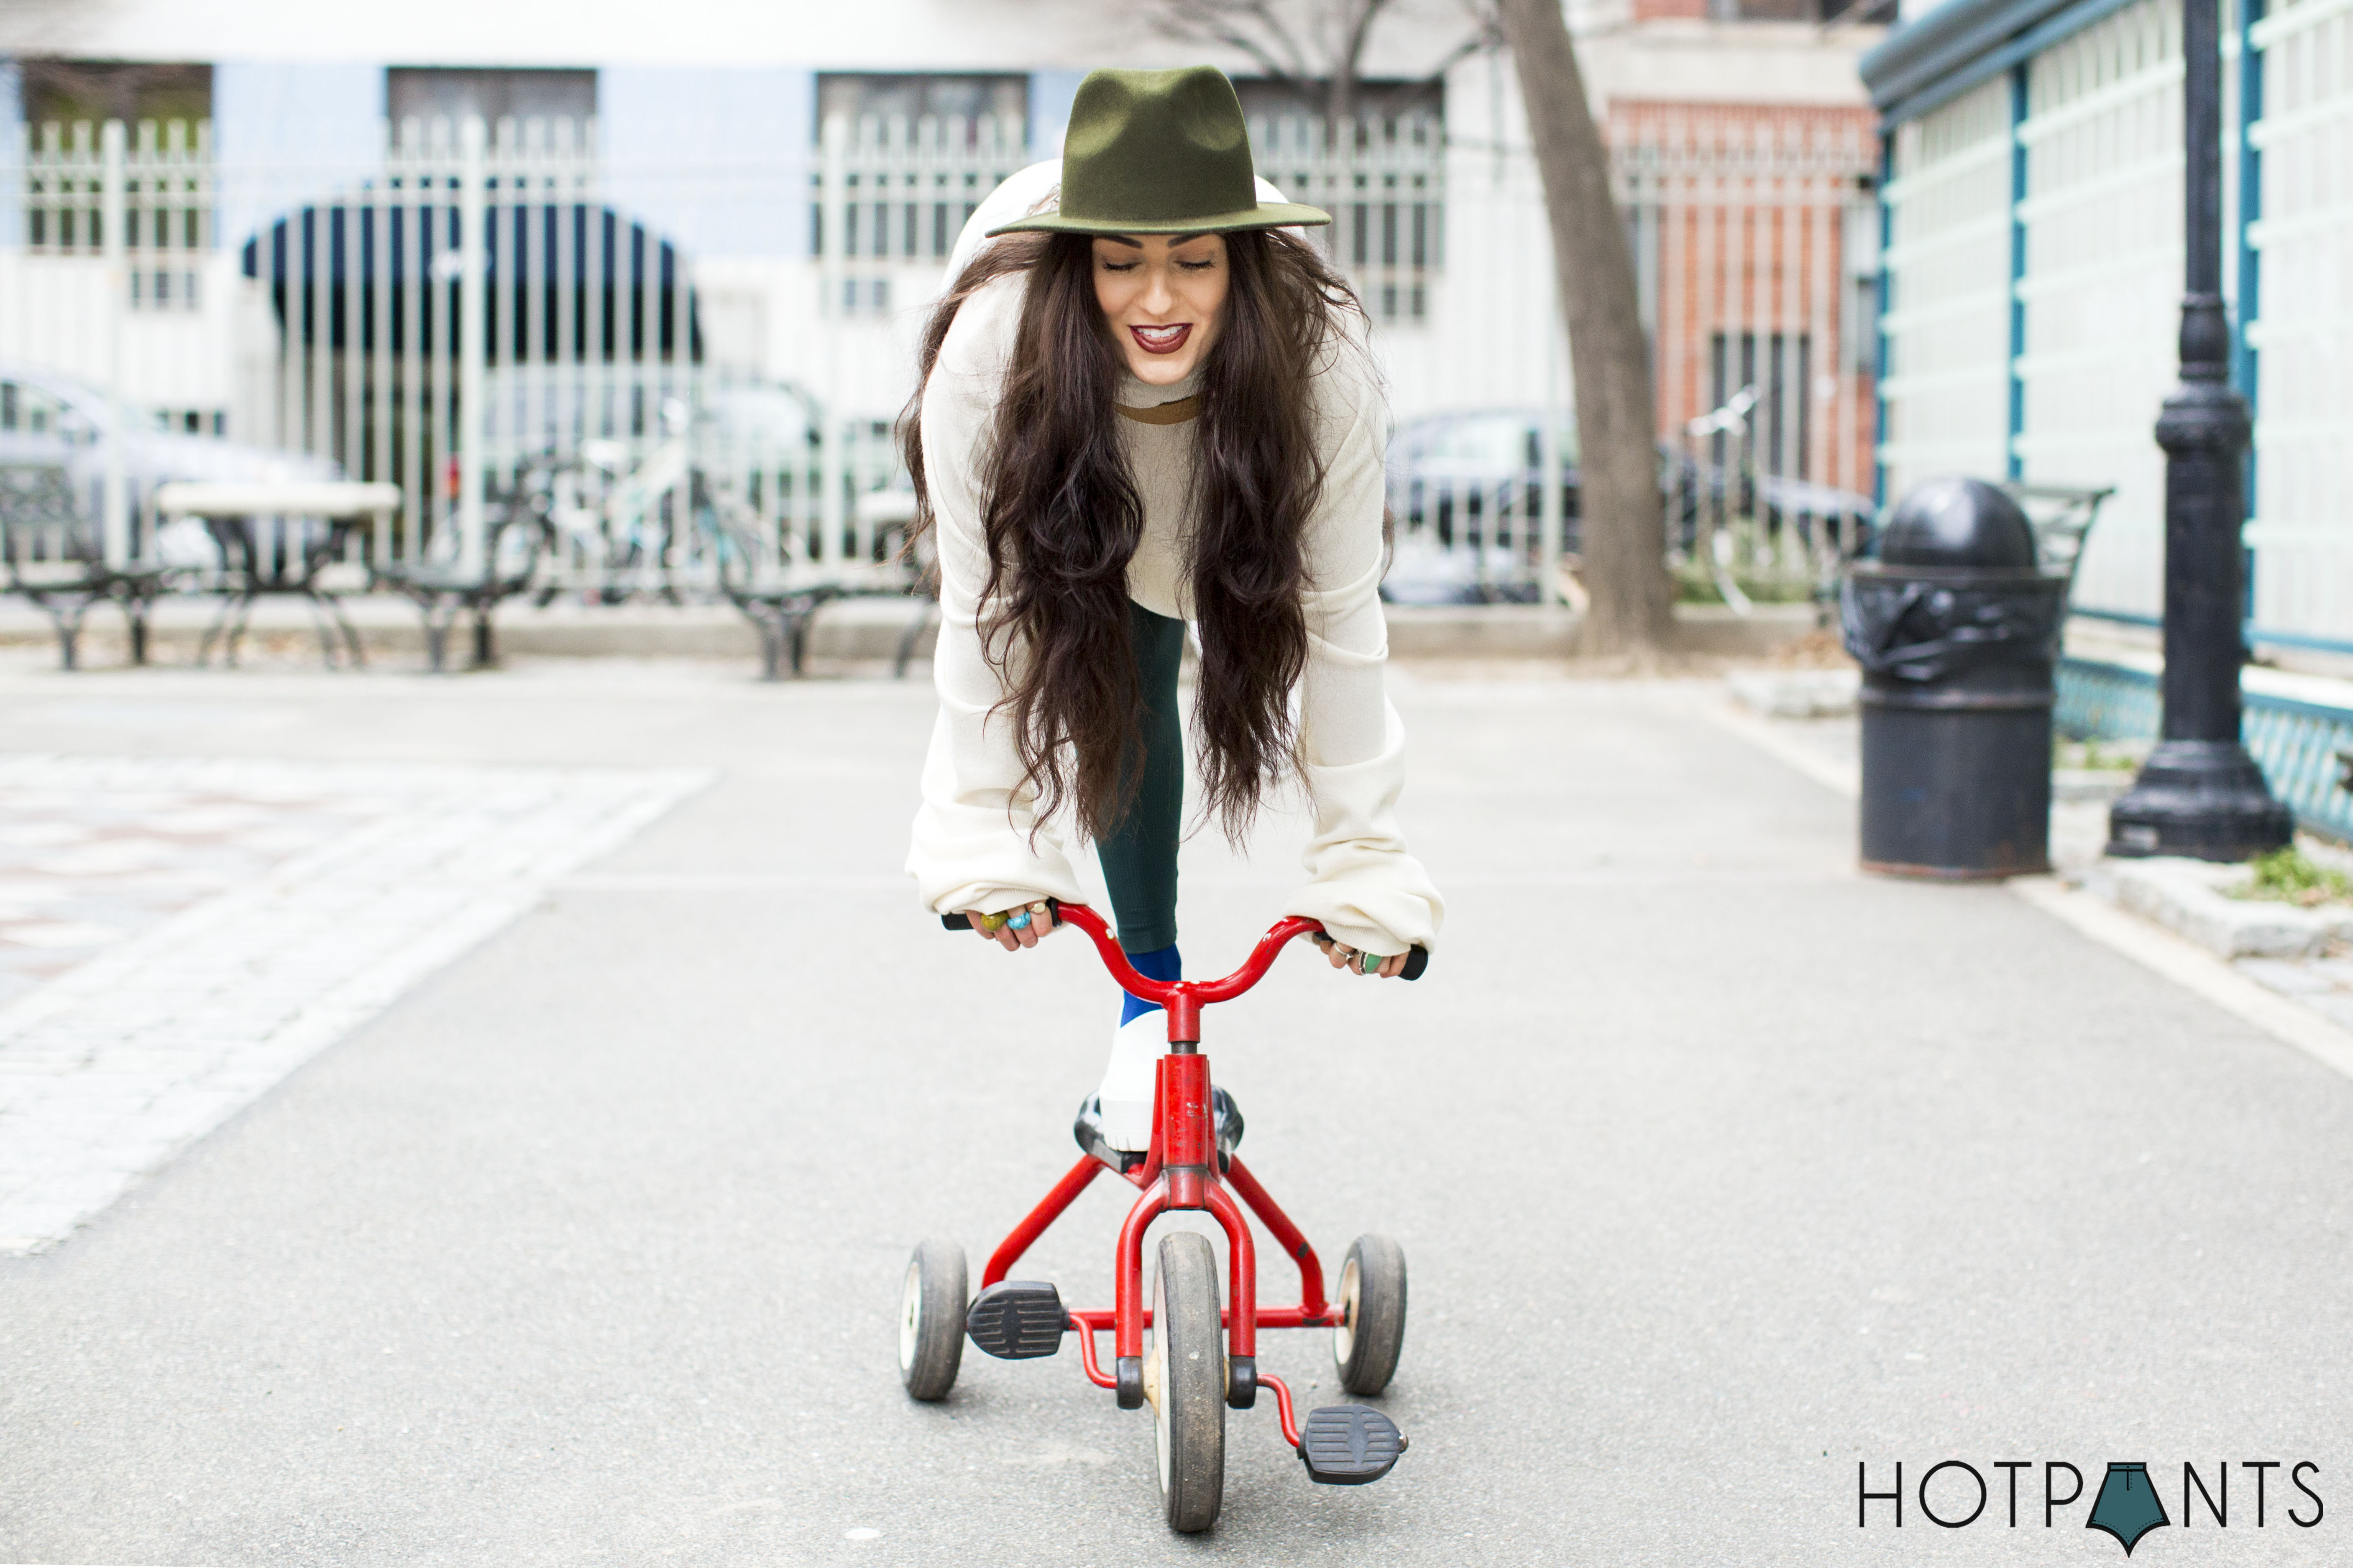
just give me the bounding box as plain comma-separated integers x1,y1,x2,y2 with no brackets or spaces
2,655,2348,1566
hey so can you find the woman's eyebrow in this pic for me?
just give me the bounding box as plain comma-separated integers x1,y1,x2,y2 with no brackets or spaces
1100,235,1144,249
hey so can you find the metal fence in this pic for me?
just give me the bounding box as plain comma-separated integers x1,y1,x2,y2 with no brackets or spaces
1875,0,2353,651
1621,103,1880,605
0,102,1881,605
2059,654,2353,839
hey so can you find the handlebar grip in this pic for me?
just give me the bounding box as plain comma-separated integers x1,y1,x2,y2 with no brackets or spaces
1402,946,1430,981
941,898,1059,933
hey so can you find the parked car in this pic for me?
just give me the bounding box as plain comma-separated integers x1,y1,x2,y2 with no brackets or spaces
1383,408,1710,603
1382,406,1873,603
0,362,339,564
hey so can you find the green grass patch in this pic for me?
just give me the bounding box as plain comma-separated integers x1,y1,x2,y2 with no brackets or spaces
2234,847,2353,908
2054,738,2143,772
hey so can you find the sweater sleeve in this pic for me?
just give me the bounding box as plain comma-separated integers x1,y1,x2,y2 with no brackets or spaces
1280,340,1446,956
904,281,1087,917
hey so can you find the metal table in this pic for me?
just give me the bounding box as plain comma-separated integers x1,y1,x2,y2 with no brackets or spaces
154,481,401,667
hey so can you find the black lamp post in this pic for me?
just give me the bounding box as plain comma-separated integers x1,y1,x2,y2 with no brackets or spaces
2105,0,2293,860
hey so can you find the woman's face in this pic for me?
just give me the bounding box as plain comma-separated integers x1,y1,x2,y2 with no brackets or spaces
1092,232,1229,388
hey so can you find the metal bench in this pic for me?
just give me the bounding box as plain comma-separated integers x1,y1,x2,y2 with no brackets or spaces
0,462,171,669
370,466,553,672
2000,481,2116,598
697,479,932,680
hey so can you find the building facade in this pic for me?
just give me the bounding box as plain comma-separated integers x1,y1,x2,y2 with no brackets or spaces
0,0,1886,588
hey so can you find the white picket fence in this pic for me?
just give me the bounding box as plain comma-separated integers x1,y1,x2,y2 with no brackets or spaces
1878,0,2353,647
0,104,1879,603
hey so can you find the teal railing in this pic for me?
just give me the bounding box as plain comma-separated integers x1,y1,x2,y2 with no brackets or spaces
2057,656,2353,841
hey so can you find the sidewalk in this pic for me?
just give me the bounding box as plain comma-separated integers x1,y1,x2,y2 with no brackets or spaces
1725,664,2353,1058
0,592,1824,670
2,656,2348,1565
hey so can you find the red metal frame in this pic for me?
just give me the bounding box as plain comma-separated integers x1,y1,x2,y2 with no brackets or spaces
980,902,1340,1448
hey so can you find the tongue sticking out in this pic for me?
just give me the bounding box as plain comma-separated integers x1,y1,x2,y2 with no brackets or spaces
1130,323,1191,355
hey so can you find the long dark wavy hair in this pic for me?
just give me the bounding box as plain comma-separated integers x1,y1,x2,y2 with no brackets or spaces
901,227,1365,843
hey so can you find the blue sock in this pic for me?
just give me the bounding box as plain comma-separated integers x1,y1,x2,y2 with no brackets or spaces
1119,944,1182,1025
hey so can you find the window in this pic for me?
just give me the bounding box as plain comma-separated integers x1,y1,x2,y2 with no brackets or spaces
19,64,212,258
1233,79,1445,325
19,59,212,127
385,68,597,126
1710,332,1814,478
1229,77,1444,128
814,74,1027,132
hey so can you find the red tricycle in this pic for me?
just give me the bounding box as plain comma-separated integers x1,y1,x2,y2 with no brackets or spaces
900,900,1424,1534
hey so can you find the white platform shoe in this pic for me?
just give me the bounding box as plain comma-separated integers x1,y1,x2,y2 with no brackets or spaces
1095,1011,1165,1152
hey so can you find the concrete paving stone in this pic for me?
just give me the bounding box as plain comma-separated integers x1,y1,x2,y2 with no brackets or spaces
0,751,706,1254
0,1136,104,1173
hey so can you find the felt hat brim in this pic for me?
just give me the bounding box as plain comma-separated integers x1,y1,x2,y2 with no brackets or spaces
985,200,1330,238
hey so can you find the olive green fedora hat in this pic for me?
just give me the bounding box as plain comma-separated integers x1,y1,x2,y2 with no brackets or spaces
986,66,1330,237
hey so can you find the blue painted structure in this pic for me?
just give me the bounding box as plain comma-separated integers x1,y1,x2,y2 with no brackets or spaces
1864,0,2353,658
2059,657,2353,840
2004,63,2027,484
1861,0,2166,124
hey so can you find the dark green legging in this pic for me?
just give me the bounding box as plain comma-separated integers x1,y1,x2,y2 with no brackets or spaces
1097,600,1186,954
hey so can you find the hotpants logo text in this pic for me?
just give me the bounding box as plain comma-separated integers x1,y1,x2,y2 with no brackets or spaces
1858,1459,2322,1543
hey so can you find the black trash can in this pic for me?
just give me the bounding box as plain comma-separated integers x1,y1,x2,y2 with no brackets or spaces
1839,477,2068,878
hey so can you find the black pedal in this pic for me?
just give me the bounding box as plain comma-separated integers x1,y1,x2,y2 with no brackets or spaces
964,1281,1067,1360
1299,1405,1407,1485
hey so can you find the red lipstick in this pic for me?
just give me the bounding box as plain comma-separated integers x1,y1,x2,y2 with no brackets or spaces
1128,322,1192,355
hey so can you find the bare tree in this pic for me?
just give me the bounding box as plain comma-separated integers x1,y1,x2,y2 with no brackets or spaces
1138,0,1486,131
1496,0,1673,658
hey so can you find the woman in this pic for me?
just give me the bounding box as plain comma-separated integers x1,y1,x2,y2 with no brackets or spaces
904,66,1443,1162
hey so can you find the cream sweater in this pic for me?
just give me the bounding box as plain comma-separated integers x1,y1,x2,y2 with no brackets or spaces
903,272,1444,958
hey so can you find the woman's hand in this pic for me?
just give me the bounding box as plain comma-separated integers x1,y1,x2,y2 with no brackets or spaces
962,901,1059,952
1310,931,1409,979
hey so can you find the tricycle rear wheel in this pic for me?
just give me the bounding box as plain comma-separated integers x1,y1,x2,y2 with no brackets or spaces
899,1237,967,1401
1334,1234,1407,1396
1149,1231,1226,1533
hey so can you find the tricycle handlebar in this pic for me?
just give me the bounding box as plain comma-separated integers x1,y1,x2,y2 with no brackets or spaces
941,900,1428,986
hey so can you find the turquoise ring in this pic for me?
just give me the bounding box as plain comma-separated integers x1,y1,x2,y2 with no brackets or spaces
1006,910,1033,931
1360,949,1382,975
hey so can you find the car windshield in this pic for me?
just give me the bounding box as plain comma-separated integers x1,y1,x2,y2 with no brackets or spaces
1404,413,1577,468
0,377,89,437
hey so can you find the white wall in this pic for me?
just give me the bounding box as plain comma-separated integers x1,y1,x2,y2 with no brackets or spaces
0,0,1494,82
602,68,811,260
212,61,384,255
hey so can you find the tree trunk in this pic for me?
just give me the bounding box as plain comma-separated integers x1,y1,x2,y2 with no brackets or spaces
1497,0,1674,659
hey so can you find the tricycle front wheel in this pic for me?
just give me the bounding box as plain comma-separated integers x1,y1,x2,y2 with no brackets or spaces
1149,1231,1226,1533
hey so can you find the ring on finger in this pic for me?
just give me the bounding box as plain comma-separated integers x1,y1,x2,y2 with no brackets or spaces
979,911,1007,933
1005,910,1032,931
1361,949,1384,975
